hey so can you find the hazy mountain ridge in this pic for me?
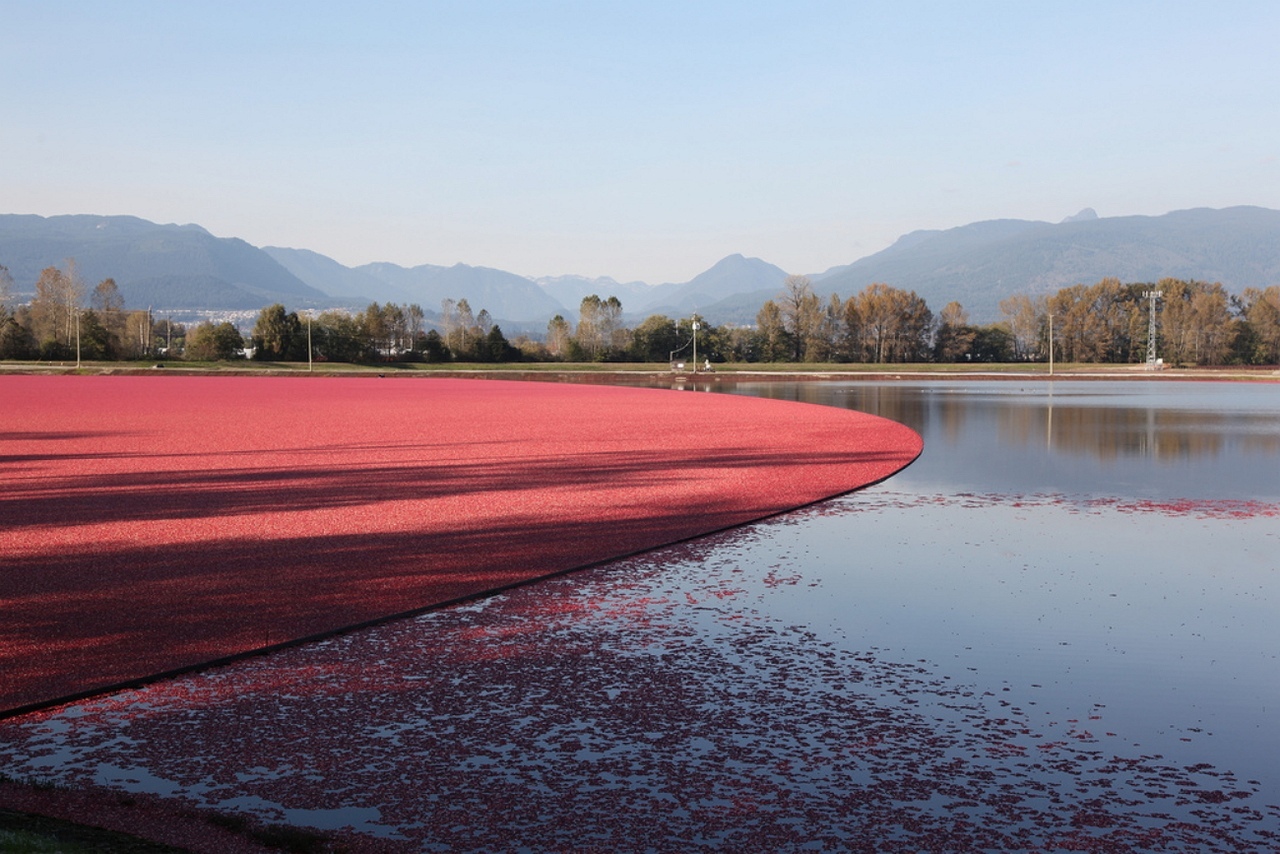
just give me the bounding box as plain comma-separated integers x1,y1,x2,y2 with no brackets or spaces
354,262,567,325
637,254,790,317
4,207,1279,327
535,274,655,315
816,206,1280,320
0,214,326,309
262,247,402,305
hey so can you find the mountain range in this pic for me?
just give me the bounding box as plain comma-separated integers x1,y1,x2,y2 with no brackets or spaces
3,207,1279,328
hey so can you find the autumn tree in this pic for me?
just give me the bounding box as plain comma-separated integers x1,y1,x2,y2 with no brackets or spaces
999,294,1043,361
1159,279,1233,366
831,293,862,362
121,310,157,358
1241,286,1280,364
1043,279,1139,363
28,261,85,352
815,294,844,362
933,301,976,362
849,283,932,363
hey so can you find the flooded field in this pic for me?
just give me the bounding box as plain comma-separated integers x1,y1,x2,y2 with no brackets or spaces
2,379,1277,851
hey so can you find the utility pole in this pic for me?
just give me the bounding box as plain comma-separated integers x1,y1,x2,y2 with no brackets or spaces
1144,290,1163,369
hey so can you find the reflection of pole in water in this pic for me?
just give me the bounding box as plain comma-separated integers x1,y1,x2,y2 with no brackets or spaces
1046,384,1054,449
1146,405,1155,457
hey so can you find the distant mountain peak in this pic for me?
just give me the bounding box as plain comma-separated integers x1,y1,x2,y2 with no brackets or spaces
1061,208,1098,223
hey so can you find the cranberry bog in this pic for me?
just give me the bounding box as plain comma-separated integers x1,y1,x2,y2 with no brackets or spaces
4,376,1280,851
0,375,921,715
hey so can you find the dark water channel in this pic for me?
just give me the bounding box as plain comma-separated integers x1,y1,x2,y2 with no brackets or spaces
2,379,1277,851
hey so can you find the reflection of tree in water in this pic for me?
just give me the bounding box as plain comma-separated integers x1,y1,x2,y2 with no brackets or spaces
708,379,1280,466
739,383,934,438
1001,403,1280,462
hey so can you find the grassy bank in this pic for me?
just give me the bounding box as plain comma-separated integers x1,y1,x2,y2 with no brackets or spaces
1,359,1277,381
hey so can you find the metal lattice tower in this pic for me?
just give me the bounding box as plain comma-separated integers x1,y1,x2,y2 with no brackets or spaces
1143,290,1162,367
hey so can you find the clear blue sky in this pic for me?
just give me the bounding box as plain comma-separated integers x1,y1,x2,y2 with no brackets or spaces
4,1,1277,284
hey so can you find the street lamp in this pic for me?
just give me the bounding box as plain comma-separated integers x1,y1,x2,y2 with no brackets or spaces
691,317,700,371
668,317,700,370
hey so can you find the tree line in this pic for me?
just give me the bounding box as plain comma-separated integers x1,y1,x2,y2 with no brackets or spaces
0,261,165,360
245,299,521,364
3,260,1278,366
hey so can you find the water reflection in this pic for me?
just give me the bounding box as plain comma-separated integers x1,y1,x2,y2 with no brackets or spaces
717,380,1280,499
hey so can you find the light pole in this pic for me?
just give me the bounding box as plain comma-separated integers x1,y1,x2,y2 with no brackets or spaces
691,317,700,371
668,318,700,370
1047,312,1054,376
306,311,313,373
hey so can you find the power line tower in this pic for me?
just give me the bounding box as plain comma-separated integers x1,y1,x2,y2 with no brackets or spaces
1143,290,1163,369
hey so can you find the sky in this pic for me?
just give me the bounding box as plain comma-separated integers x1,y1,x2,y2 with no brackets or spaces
3,1,1278,284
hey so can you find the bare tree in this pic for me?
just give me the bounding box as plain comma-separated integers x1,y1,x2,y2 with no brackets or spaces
778,275,823,360
0,265,13,323
999,294,1042,361
29,264,82,349
576,295,606,358
92,277,124,314
546,315,572,358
